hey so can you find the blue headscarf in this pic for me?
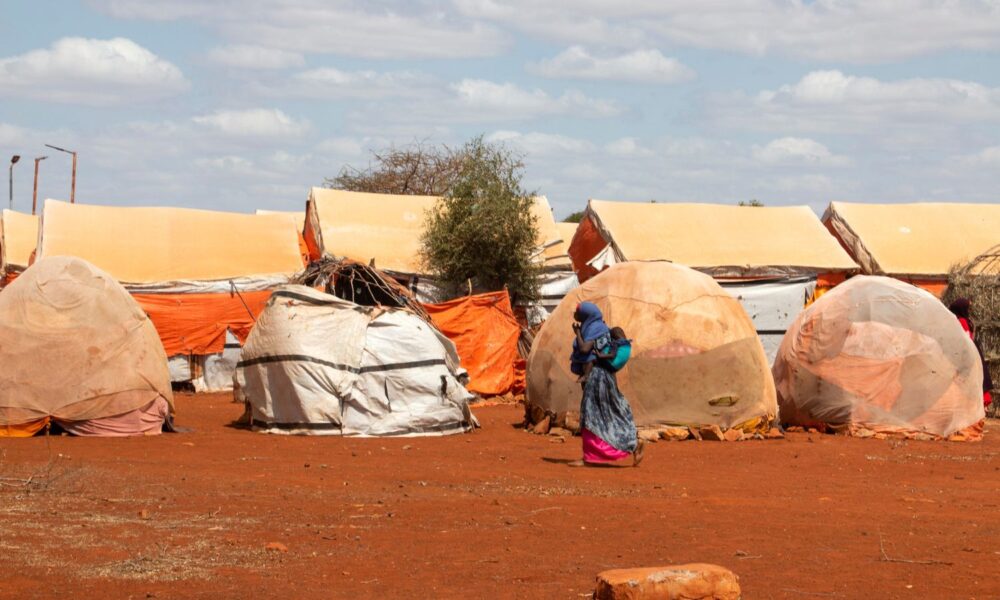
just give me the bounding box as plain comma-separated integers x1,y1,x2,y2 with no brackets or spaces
575,302,610,341
570,302,610,374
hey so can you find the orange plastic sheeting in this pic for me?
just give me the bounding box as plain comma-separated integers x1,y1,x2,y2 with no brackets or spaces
424,291,522,397
1,210,38,274
256,210,309,265
905,278,948,298
568,215,611,283
134,291,272,356
0,417,48,437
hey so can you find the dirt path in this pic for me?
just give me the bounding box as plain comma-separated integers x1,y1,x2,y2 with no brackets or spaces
1,393,998,599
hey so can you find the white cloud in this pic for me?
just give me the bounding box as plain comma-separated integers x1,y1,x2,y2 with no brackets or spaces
530,46,694,84
206,45,305,70
713,70,1000,133
455,1,1000,63
487,130,596,155
191,108,310,137
752,137,850,166
283,67,427,99
605,137,653,157
451,79,620,119
0,37,188,106
93,0,508,59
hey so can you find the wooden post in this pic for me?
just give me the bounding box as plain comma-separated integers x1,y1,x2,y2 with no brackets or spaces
70,151,77,203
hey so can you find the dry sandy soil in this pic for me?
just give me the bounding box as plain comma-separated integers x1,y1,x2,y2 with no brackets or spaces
1,392,998,599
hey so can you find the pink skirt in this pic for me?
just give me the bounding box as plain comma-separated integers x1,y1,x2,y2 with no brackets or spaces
582,427,631,463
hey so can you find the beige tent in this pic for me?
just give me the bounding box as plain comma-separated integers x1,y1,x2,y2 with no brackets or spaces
823,201,1000,296
568,199,858,361
570,199,857,280
37,199,305,391
527,261,777,433
773,276,985,440
0,257,173,437
0,210,38,285
305,188,579,314
305,188,569,275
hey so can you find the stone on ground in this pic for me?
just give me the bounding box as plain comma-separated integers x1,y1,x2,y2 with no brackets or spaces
594,563,740,599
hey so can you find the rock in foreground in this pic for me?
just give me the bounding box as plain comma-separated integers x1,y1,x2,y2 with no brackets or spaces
594,563,740,600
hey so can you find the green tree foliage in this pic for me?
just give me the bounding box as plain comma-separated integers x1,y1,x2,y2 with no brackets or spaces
420,136,541,303
563,210,585,223
739,199,764,207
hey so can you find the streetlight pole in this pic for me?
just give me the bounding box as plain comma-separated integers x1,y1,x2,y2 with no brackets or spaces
8,155,19,211
32,156,47,216
44,144,77,203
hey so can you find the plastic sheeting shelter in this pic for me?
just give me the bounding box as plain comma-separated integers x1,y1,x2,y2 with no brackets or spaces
235,286,476,436
527,261,777,432
773,276,985,440
37,199,305,391
567,200,858,362
0,210,38,286
305,187,575,279
0,257,173,437
823,201,1000,297
424,291,522,397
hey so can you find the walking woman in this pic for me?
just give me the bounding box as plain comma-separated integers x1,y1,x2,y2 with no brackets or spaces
569,302,644,467
949,298,993,410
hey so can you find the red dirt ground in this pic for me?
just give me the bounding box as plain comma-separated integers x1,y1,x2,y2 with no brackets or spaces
1,393,998,599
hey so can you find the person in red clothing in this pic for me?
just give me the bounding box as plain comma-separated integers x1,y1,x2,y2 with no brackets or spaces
949,298,993,409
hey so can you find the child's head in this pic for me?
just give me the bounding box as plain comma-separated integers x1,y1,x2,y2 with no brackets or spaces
610,327,626,340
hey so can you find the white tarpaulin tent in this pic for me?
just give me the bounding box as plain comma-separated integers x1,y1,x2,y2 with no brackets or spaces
722,278,817,364
235,286,477,436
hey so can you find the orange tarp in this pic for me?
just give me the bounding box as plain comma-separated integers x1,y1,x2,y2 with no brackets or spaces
424,291,522,397
134,291,271,356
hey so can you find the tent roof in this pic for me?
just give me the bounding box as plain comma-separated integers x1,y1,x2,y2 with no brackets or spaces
823,201,1000,277
308,188,569,275
545,221,578,268
38,199,304,284
587,199,857,276
1,210,38,272
256,209,306,231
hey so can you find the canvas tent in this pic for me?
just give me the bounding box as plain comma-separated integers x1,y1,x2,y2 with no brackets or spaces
527,261,777,434
532,221,581,322
773,276,985,440
568,200,858,361
37,199,305,391
823,201,1000,297
304,188,577,302
424,290,523,397
256,209,309,261
235,285,476,436
0,257,173,437
0,210,38,286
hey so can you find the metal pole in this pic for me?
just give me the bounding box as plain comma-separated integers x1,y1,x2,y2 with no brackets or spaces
7,155,18,211
44,144,76,204
32,156,47,216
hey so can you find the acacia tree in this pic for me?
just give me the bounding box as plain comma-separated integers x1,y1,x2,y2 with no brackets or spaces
326,142,464,196
420,136,541,303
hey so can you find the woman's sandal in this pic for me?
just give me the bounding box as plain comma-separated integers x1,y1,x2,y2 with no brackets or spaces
632,439,646,467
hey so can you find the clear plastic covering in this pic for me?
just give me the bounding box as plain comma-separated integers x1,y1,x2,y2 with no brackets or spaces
0,256,173,428
527,261,777,431
773,276,985,439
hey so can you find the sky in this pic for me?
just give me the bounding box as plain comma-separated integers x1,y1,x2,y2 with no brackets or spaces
1,1,999,219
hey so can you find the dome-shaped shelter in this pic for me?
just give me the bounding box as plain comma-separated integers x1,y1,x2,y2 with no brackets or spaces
235,285,476,436
527,262,776,433
0,257,173,437
773,276,985,440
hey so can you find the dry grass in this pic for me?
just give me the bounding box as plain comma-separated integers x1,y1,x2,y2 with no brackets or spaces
945,245,1000,418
